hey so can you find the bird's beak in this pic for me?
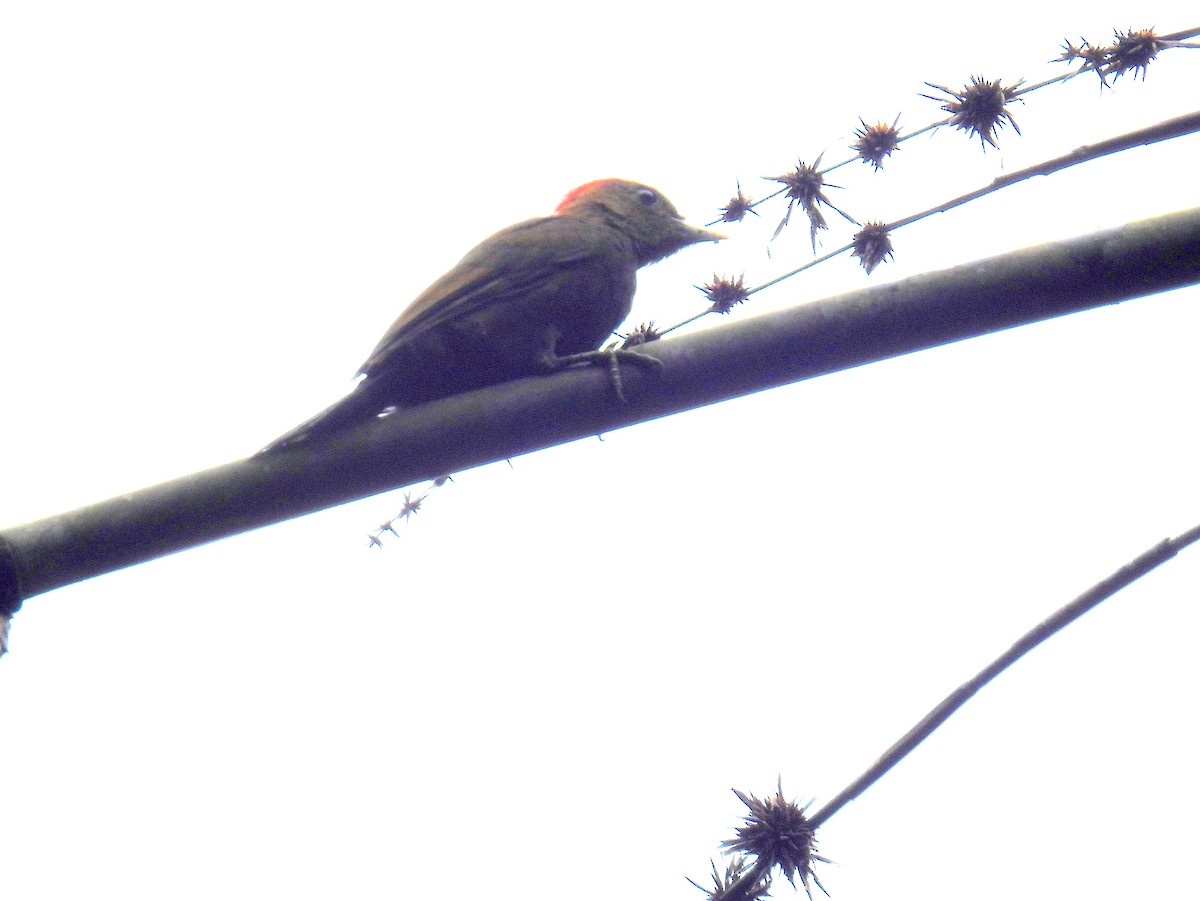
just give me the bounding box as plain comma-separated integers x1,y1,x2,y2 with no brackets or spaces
682,222,727,243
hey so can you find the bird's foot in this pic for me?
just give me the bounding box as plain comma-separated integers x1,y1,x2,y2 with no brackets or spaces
544,349,663,402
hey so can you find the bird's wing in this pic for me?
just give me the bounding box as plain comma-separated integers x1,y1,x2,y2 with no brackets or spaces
357,216,614,376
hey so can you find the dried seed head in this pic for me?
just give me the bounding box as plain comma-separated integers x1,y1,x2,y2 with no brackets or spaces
1055,36,1109,76
768,161,826,213
397,491,423,520
925,76,1024,149
700,275,750,314
852,222,895,274
1079,41,1111,69
1057,37,1114,87
722,785,828,899
720,182,759,223
620,322,663,348
1055,38,1085,63
1107,27,1163,81
767,159,832,247
852,117,902,171
687,855,771,901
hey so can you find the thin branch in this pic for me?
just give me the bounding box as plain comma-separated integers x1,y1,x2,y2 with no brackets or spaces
808,522,1200,830
890,109,1200,230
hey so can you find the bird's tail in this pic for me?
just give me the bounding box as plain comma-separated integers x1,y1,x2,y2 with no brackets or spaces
254,383,388,456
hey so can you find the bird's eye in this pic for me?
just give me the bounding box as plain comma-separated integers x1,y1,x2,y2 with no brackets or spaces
635,188,658,205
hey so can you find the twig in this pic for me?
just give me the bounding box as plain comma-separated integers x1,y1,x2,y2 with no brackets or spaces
807,521,1200,830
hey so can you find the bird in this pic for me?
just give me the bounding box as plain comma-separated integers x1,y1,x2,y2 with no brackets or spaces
257,179,723,453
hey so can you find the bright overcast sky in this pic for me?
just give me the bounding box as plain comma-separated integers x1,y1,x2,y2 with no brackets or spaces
2,3,1198,900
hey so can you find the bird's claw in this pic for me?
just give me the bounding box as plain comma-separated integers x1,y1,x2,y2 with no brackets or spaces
546,348,663,403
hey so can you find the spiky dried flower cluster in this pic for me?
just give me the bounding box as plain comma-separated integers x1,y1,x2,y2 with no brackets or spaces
1108,27,1166,80
701,275,750,314
619,322,663,348
721,182,759,223
368,477,452,547
852,117,902,170
924,76,1024,149
1057,38,1111,75
723,786,828,899
851,222,895,274
1058,28,1178,84
696,23,1191,333
768,160,830,236
688,855,772,901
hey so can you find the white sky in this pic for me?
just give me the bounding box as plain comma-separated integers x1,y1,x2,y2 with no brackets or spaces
2,3,1198,900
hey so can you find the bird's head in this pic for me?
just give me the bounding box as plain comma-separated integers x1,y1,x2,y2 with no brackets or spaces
557,179,724,266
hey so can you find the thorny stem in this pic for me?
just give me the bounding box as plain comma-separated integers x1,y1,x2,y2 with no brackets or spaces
806,521,1200,830
705,27,1200,226
689,28,1200,351
1015,25,1200,97
678,109,1200,337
